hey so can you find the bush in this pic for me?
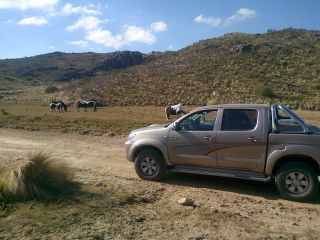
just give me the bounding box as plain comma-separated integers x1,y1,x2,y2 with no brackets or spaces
257,86,275,98
45,86,59,94
0,152,72,202
0,109,9,115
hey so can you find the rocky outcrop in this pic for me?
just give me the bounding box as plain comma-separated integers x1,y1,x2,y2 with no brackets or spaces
93,51,144,72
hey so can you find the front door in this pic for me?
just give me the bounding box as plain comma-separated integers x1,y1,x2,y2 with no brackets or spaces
215,108,268,172
168,110,218,167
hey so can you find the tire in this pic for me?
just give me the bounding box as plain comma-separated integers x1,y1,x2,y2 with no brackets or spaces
275,162,319,201
134,149,166,181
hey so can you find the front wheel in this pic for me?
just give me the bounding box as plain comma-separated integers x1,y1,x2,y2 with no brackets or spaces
275,162,319,201
134,149,166,181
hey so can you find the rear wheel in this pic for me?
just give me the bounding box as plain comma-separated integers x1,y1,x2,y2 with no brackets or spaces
134,149,166,181
275,162,319,201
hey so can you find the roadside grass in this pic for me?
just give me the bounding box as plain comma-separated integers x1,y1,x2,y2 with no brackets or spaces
0,177,163,239
0,153,73,203
0,167,13,203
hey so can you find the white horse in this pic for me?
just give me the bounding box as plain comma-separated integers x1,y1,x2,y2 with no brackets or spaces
165,103,187,120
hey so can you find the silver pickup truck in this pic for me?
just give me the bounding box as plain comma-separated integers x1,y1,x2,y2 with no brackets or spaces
125,104,320,201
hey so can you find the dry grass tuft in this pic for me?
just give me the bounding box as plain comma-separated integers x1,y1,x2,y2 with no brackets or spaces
0,167,12,203
1,152,72,202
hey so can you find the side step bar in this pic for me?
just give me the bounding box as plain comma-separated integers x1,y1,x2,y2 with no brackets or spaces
169,165,272,182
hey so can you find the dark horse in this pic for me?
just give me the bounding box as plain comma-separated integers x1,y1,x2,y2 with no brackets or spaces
165,103,187,120
74,100,97,112
50,101,67,112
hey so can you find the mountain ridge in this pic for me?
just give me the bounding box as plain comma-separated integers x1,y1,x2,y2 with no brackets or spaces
1,28,320,110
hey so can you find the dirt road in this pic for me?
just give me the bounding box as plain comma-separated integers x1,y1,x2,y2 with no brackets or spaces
1,128,320,240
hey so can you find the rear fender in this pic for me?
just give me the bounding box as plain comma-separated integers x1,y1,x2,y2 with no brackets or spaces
266,145,320,175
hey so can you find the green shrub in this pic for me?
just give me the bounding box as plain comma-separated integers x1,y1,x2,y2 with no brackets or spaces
257,86,275,98
45,86,59,94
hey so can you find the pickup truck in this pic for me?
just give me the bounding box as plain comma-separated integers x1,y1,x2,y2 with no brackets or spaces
125,104,320,201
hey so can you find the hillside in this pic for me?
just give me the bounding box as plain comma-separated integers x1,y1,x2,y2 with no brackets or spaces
1,28,320,110
0,51,144,84
92,28,320,109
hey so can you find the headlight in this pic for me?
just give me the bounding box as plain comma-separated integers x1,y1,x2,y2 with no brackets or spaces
127,132,136,141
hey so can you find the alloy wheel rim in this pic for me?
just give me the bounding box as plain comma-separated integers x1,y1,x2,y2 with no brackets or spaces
141,156,158,176
285,171,309,194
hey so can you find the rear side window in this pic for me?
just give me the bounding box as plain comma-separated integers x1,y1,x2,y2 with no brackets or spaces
221,109,257,131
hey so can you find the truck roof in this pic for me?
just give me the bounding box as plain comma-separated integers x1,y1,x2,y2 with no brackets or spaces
194,104,270,111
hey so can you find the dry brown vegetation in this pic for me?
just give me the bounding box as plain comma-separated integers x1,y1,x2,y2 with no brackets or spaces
0,103,319,136
0,152,71,202
0,104,171,135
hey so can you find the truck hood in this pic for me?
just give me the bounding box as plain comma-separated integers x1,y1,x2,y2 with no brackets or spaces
132,124,168,133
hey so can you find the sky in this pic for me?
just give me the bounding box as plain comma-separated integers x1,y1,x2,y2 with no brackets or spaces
0,0,319,59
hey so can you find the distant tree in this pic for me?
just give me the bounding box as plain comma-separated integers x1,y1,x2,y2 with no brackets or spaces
257,86,275,98
45,86,59,94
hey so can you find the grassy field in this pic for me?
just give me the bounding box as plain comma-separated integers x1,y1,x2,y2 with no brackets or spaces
0,104,174,135
0,103,319,135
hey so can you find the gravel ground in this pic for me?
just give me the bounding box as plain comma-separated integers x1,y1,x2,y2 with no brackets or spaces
0,128,320,240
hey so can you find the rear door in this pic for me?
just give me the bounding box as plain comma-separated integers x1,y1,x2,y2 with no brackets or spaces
167,109,219,167
215,108,268,172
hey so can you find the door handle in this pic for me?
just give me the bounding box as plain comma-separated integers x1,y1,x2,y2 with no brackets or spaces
248,137,257,142
203,136,213,141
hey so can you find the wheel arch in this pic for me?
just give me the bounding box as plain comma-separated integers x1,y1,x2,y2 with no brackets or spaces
132,145,169,165
266,145,320,176
271,154,320,176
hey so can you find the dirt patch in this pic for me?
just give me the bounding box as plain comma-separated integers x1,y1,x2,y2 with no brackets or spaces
0,128,320,239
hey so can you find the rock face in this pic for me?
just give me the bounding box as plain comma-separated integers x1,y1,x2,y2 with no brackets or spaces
93,51,144,72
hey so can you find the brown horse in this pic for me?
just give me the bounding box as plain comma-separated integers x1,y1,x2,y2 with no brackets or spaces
165,103,187,120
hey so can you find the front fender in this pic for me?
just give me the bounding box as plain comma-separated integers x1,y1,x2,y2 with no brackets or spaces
266,145,320,175
128,138,171,165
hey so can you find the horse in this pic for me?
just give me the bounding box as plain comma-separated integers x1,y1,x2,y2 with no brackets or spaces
165,103,187,120
74,100,97,112
49,101,67,112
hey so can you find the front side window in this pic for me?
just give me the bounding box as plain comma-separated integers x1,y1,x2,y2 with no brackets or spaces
179,110,217,131
221,109,257,131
